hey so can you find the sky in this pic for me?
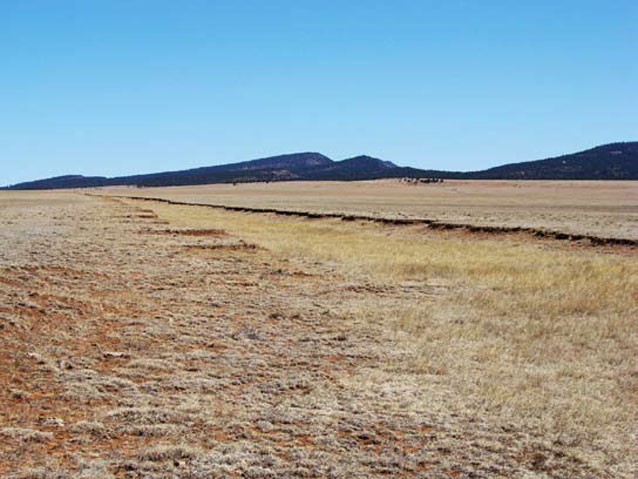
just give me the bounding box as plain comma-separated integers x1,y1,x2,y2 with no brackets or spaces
1,1,636,186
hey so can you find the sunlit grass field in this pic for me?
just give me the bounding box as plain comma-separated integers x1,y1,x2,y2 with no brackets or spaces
143,199,638,464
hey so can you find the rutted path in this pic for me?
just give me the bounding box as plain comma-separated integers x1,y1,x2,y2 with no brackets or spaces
0,194,608,478
98,193,638,250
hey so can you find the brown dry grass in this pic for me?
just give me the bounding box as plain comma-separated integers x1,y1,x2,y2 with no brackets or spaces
102,179,638,239
1,190,636,478
141,199,638,471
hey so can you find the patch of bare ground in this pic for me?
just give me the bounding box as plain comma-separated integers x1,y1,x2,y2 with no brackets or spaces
0,191,635,478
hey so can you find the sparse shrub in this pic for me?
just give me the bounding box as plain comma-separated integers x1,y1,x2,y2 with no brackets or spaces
138,444,202,462
0,427,53,443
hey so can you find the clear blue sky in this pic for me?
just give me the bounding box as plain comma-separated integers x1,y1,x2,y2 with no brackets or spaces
1,1,636,185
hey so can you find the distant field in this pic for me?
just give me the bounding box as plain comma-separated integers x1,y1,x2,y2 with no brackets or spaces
101,179,638,240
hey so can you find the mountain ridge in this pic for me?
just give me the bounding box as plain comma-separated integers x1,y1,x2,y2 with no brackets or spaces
5,142,638,189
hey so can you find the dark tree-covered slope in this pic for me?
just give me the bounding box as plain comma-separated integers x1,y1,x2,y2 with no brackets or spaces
5,142,637,189
467,142,638,180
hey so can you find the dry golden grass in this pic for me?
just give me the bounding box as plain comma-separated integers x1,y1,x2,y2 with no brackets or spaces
2,189,637,477
143,200,638,466
103,178,638,239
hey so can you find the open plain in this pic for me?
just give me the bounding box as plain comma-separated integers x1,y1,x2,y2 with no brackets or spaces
1,182,637,478
103,180,638,241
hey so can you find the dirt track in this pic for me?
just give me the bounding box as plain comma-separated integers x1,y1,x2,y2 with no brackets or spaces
0,193,622,478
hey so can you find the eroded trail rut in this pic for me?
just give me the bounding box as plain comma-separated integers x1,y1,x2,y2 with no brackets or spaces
0,195,604,478
104,194,638,250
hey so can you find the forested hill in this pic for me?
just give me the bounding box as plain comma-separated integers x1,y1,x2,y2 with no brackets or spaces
5,142,637,189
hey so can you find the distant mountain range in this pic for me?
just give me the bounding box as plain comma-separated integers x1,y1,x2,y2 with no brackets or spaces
5,142,638,189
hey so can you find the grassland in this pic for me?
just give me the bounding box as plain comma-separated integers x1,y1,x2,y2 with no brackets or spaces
1,185,637,478
105,179,638,240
